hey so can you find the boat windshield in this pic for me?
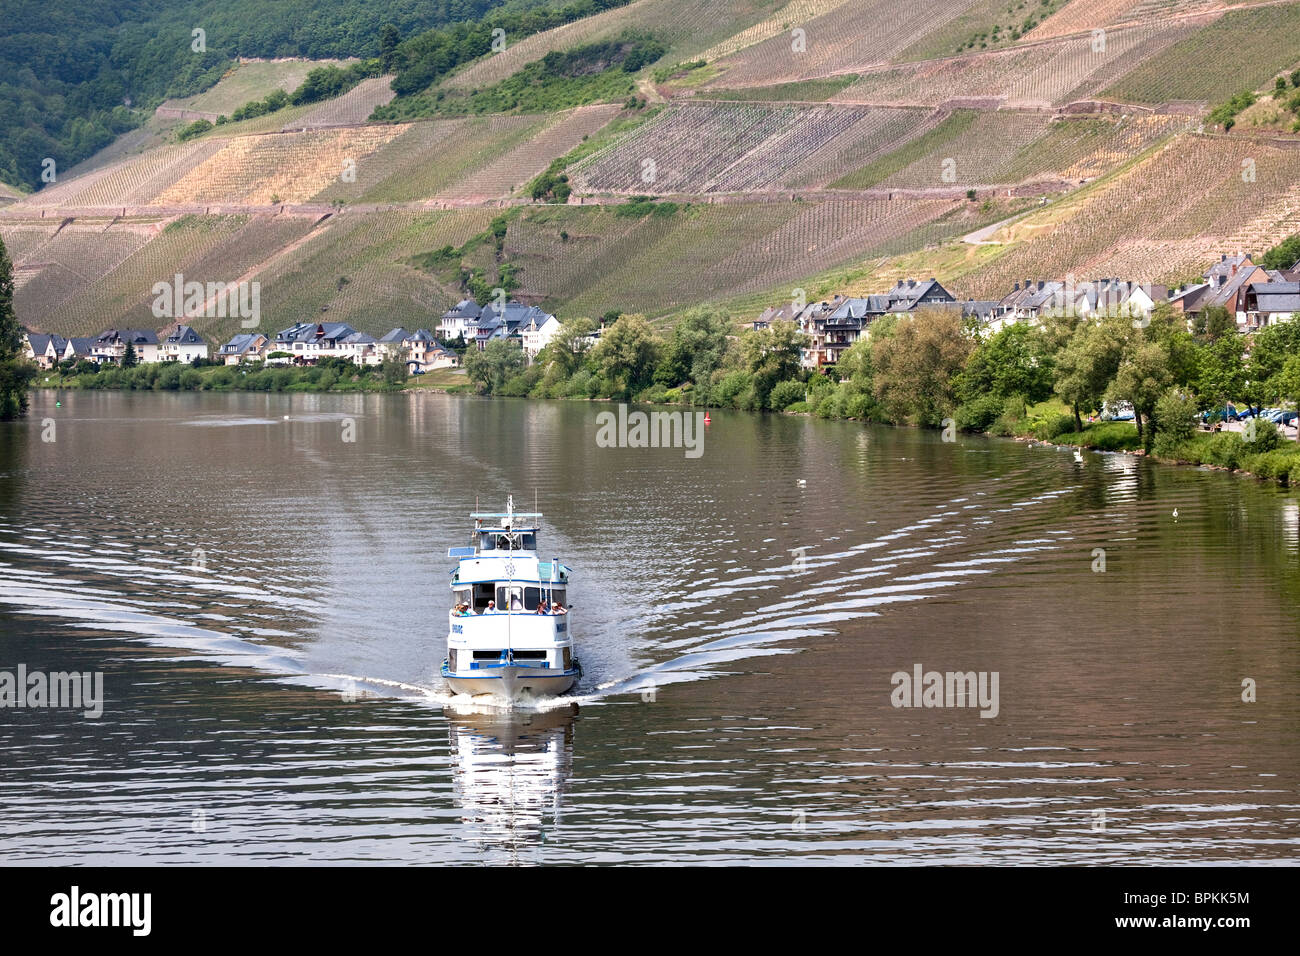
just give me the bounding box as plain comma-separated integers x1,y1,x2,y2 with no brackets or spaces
478,529,537,552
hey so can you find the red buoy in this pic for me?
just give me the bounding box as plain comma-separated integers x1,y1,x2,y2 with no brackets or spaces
703,413,712,425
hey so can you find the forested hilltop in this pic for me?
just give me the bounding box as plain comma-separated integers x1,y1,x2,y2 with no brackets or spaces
0,0,560,191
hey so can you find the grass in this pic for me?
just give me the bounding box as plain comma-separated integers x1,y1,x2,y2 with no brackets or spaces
1051,421,1142,451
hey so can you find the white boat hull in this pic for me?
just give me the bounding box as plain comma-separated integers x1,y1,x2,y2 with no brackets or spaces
442,662,580,700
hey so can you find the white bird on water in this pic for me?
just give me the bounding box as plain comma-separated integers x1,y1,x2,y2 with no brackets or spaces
797,478,806,487
1172,508,1179,519
1073,450,1084,463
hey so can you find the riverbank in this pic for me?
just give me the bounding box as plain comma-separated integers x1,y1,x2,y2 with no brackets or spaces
30,360,472,394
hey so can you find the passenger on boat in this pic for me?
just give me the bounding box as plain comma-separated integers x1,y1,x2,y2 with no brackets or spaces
485,600,496,613
535,601,549,615
552,602,567,615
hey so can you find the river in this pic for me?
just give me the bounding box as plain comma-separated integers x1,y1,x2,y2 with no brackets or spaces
1,389,1297,864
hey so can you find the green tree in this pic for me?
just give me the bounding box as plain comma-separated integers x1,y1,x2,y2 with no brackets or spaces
541,316,597,378
655,307,733,388
956,322,1054,405
1106,340,1172,447
0,236,36,419
121,340,138,368
464,339,524,393
740,319,804,410
1268,354,1300,442
871,308,973,426
1194,333,1245,416
590,314,662,398
1053,314,1127,430
380,24,402,73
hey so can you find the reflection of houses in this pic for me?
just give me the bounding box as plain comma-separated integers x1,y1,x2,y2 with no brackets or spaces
218,332,268,364
160,325,208,363
92,329,160,364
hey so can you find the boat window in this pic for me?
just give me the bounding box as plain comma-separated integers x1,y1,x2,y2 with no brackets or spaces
472,582,494,612
548,588,566,607
496,585,526,610
524,587,540,610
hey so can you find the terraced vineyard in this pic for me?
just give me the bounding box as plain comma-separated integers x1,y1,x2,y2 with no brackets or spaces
153,125,409,206
10,215,236,337
8,222,151,320
1027,0,1226,40
52,214,324,338
443,0,775,91
835,18,1199,108
1101,3,1300,104
288,77,397,129
571,103,938,194
829,110,1047,190
701,0,986,88
312,115,548,204
252,209,495,333
895,0,1072,62
504,197,972,314
14,141,227,209
433,104,623,203
693,0,853,62
953,135,1300,296
159,60,351,119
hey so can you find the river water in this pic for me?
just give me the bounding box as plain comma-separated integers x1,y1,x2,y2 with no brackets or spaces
0,389,1296,864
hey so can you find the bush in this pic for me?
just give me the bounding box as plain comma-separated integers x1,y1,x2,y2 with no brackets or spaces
1153,389,1199,457
1031,412,1076,441
714,369,753,408
1240,448,1300,482
954,393,1004,433
768,379,805,412
1203,432,1246,469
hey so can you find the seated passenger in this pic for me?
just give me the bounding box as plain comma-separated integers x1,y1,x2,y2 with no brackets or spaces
535,601,549,615
551,602,567,615
484,600,496,613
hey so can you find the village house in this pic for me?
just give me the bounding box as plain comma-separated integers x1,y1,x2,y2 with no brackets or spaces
472,301,555,351
401,329,458,372
60,338,96,365
218,332,269,365
376,328,411,362
1243,281,1300,326
436,300,483,343
819,279,956,366
92,329,161,364
160,325,209,363
23,333,68,369
268,322,363,364
520,313,562,360
1170,254,1270,328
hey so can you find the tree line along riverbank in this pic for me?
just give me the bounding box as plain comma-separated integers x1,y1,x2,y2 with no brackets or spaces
14,303,1300,488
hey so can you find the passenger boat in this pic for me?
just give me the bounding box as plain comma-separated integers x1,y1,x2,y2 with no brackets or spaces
441,497,580,700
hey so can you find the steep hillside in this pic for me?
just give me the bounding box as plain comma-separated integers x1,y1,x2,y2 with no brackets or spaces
3,0,1299,343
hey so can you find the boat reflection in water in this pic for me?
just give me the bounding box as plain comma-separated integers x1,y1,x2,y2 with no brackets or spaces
446,703,577,861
